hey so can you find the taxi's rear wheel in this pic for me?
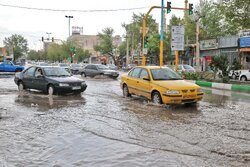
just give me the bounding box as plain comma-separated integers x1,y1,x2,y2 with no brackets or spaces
123,84,131,97
152,91,162,104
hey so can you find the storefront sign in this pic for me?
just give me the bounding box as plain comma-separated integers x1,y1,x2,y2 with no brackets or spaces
200,39,218,50
239,37,250,48
239,29,250,37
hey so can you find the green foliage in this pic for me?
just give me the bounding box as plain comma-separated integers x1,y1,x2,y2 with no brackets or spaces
230,58,241,70
46,41,90,62
94,27,118,65
3,34,28,61
27,50,46,61
217,0,250,30
181,72,200,80
209,56,230,83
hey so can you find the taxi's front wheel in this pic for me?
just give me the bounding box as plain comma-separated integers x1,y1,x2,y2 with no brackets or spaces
152,91,162,104
123,84,131,97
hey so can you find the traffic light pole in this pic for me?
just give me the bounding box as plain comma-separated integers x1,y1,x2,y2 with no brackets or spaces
142,6,189,66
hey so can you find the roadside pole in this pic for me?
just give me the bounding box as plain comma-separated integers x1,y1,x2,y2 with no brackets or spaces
142,3,192,66
159,0,164,67
175,50,179,71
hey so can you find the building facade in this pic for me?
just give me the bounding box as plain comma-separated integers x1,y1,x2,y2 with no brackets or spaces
69,34,122,64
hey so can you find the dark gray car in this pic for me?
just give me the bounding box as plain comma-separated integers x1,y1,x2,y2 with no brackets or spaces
80,64,119,79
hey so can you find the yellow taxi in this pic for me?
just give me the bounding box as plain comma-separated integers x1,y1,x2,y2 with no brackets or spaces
120,66,203,105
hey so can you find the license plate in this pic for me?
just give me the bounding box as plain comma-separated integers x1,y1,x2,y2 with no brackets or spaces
72,86,81,90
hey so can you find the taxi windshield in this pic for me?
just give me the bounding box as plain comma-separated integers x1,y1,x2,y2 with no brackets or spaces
150,68,182,80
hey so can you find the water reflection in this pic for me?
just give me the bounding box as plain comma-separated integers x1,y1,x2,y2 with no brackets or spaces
15,93,86,111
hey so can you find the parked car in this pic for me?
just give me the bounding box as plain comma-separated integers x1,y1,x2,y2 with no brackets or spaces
166,64,196,73
70,64,82,74
80,64,119,79
106,64,118,70
14,66,87,95
0,60,24,72
122,64,136,71
239,70,250,81
120,66,203,105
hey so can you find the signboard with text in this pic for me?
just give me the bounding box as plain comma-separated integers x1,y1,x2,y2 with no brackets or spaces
171,26,184,51
239,37,250,48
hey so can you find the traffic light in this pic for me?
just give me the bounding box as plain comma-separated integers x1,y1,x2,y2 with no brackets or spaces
52,37,54,42
189,3,193,15
167,2,171,14
41,37,44,42
144,36,149,48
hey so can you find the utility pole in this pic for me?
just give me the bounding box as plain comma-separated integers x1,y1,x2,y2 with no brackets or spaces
159,0,164,66
65,15,73,38
196,21,200,71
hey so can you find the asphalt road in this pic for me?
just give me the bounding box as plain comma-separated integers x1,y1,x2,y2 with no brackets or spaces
0,74,249,167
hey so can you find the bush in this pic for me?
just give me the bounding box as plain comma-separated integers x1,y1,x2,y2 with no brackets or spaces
181,71,200,80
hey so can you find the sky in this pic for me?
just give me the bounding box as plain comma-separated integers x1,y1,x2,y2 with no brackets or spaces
0,0,199,50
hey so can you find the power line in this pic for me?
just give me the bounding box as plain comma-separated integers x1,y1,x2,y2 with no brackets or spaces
0,3,149,13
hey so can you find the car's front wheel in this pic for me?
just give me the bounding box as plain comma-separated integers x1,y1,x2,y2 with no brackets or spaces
18,81,25,92
81,72,86,77
152,91,162,104
47,85,55,95
123,84,131,97
240,76,247,81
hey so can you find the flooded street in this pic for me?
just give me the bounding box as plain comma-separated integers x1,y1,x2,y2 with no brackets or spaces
0,75,250,167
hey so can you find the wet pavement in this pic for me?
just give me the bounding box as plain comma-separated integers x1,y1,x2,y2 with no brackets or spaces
0,74,250,167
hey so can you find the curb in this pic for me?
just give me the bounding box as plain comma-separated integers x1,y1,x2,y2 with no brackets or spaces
188,80,250,93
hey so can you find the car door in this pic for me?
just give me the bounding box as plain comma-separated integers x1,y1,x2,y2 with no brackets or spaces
22,67,36,89
84,65,98,77
126,68,141,95
33,68,47,91
137,68,151,98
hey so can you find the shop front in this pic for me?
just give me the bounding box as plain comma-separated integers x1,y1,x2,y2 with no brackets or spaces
239,36,250,69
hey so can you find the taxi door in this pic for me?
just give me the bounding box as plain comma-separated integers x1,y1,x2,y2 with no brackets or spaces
125,68,142,95
136,68,151,98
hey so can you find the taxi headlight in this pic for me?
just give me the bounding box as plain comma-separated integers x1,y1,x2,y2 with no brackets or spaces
166,90,180,94
59,83,69,87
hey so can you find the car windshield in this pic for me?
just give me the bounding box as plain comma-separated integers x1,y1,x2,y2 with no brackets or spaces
43,67,71,77
150,68,182,80
97,64,109,70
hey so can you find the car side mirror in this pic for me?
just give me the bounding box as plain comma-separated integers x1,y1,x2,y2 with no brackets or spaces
143,76,150,81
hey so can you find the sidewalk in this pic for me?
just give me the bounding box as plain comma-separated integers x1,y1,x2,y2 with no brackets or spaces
188,80,250,93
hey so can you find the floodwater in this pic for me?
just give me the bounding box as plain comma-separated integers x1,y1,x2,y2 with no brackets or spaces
0,74,249,167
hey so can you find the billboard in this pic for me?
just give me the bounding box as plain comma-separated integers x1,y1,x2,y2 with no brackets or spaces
239,37,250,48
72,26,83,35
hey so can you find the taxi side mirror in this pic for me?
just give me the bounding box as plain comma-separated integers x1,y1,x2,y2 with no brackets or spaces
143,76,150,81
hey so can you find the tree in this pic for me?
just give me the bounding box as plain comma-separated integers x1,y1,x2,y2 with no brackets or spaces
3,34,28,61
209,55,230,82
94,27,118,65
217,0,250,30
27,50,46,61
195,0,227,39
121,13,159,64
46,41,90,62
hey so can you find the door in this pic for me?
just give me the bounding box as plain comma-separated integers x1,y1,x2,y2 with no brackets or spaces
137,68,151,98
33,68,47,91
126,68,141,95
22,67,36,89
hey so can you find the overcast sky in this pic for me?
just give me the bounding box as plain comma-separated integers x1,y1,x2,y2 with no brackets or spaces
0,0,199,50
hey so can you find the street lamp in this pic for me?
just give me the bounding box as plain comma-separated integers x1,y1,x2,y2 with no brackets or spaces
65,15,73,38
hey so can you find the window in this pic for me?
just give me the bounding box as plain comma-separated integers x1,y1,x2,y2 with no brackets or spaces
24,67,36,77
139,69,149,79
129,68,141,78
